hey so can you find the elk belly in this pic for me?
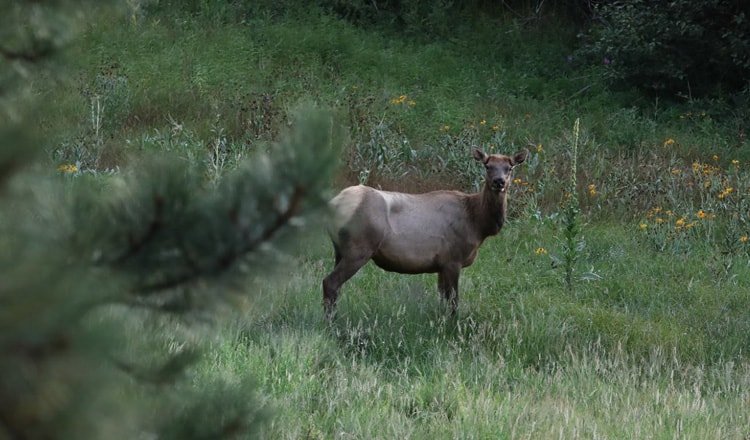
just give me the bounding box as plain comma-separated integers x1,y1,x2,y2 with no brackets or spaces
371,229,447,274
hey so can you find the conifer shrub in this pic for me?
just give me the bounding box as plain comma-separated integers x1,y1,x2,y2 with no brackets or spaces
1,3,345,437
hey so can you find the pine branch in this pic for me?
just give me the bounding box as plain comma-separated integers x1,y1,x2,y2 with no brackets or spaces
240,186,306,261
110,349,201,386
0,45,54,63
111,195,165,264
5,334,71,361
110,295,202,317
0,414,29,440
134,186,305,294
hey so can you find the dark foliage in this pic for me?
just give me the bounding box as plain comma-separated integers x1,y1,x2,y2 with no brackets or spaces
578,0,750,99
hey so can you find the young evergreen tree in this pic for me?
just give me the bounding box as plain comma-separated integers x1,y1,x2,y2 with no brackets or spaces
1,2,342,438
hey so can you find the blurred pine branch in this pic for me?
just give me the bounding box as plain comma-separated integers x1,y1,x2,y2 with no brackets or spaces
0,3,342,437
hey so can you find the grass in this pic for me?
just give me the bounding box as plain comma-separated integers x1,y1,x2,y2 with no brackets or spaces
193,220,750,438
55,6,748,171
42,3,750,438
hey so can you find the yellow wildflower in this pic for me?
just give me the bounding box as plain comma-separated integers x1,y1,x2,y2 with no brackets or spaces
675,218,686,228
740,235,749,244
535,247,548,255
646,207,662,219
701,163,719,175
663,138,675,147
639,223,648,230
697,210,707,219
692,162,701,172
655,217,665,224
390,95,408,105
671,168,681,175
408,100,416,107
57,163,78,174
492,125,500,131
732,159,740,166
513,178,522,185
712,154,719,161
718,187,734,199
536,144,543,153
480,119,486,126
588,184,597,196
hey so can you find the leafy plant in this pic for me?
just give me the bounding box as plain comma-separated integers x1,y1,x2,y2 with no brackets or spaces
578,0,750,98
562,118,582,292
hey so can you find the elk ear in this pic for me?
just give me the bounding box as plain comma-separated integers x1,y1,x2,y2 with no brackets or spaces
472,148,488,163
511,149,529,166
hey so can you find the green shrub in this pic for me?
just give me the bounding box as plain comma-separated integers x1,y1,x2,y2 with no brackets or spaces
322,0,460,36
579,0,750,98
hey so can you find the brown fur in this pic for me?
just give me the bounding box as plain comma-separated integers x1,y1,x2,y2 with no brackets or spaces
323,148,528,318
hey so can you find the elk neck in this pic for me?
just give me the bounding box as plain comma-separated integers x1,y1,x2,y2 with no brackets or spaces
466,183,507,239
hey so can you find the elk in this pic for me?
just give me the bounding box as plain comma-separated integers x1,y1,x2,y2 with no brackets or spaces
322,148,528,319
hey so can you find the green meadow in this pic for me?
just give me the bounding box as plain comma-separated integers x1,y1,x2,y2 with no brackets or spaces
15,2,750,438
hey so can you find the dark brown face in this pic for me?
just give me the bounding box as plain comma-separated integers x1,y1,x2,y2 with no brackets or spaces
472,148,529,193
484,156,514,192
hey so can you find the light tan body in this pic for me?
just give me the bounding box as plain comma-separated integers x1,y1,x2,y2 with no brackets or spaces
329,186,485,274
322,148,528,318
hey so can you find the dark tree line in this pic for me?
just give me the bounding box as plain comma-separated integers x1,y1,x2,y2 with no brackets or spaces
148,0,749,99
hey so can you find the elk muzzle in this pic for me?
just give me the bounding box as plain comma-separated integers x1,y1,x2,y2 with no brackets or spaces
491,177,507,192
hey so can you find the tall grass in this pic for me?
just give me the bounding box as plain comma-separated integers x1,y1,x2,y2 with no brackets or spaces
194,220,750,438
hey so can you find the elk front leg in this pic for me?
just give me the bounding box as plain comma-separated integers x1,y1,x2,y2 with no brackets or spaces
438,266,461,316
322,251,370,320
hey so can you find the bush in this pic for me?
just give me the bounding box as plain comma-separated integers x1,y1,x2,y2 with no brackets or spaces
578,0,750,98
323,0,459,35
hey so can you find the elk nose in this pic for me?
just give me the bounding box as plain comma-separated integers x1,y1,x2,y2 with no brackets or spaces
493,177,506,187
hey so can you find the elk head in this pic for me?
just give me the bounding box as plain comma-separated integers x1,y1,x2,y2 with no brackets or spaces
473,148,529,193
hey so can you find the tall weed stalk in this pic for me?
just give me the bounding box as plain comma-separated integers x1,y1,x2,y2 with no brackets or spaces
563,118,581,293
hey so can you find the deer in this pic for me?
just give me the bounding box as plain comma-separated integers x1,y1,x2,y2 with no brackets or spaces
322,147,528,319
